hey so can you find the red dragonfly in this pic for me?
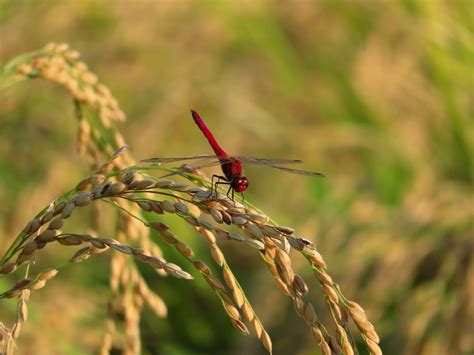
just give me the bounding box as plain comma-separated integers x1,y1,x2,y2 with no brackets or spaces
143,110,324,199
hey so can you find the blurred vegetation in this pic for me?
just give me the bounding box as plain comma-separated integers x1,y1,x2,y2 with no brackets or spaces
0,1,472,354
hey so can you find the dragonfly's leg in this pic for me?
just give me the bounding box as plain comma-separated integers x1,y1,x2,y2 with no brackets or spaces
240,192,245,204
226,186,235,201
212,175,228,198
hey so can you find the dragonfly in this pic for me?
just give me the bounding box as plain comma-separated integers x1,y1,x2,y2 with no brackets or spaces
143,110,324,200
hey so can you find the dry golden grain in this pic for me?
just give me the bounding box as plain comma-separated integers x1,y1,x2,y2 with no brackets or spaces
215,229,230,240
137,201,151,212
316,270,333,284
202,229,217,244
146,256,165,269
221,210,232,224
228,232,245,242
246,212,268,224
81,71,98,85
91,239,107,249
53,201,67,215
38,229,58,242
40,211,54,224
193,261,211,275
276,226,295,235
183,216,199,227
274,277,291,296
15,253,32,265
18,299,28,322
129,179,154,190
108,182,127,195
210,209,223,223
17,63,33,75
293,296,305,316
38,268,59,281
160,200,176,213
131,248,151,261
302,302,317,325
174,202,189,215
250,318,263,338
347,301,366,321
224,303,240,320
198,219,214,231
144,202,161,214
26,218,41,234
155,180,175,188
175,241,194,258
223,268,236,289
261,330,272,354
329,300,343,321
70,246,91,262
91,174,107,186
322,284,339,303
292,274,309,295
48,217,63,230
144,292,167,318
232,287,245,308
55,43,69,52
30,280,46,290
244,223,264,240
58,235,82,245
366,337,383,355
242,302,254,322
14,279,32,289
361,323,379,343
1,262,16,275
76,178,92,191
74,192,92,206
309,252,327,269
169,182,189,191
275,250,294,284
11,323,20,340
206,275,226,291
231,216,247,225
262,225,279,238
157,230,178,244
110,243,132,254
64,49,80,60
21,241,37,255
210,245,225,266
244,239,265,250
328,336,342,354
231,319,249,334
5,289,22,298
311,326,323,343
60,203,75,219
286,236,305,250
122,170,138,185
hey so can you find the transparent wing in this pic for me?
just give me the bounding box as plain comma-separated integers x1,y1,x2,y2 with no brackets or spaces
142,154,218,164
266,164,324,177
143,154,323,177
232,156,303,165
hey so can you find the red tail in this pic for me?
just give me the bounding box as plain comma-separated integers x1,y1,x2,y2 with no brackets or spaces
191,110,228,158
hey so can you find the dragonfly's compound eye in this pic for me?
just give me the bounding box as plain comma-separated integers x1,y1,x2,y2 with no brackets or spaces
232,176,249,192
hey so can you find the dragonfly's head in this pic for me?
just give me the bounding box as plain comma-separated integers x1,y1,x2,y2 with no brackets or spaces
231,176,249,192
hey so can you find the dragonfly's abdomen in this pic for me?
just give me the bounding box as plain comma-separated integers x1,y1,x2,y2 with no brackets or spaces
191,110,228,158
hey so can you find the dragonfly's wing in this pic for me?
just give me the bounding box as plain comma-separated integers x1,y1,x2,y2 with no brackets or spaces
188,159,227,170
267,164,325,177
142,154,218,164
233,156,303,165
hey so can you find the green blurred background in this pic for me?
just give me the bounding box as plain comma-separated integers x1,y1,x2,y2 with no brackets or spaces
0,1,472,354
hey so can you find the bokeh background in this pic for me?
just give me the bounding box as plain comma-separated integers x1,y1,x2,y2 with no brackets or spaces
0,1,472,354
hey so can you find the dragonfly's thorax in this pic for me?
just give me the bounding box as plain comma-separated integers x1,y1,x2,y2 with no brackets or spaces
231,175,249,192
220,157,243,181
